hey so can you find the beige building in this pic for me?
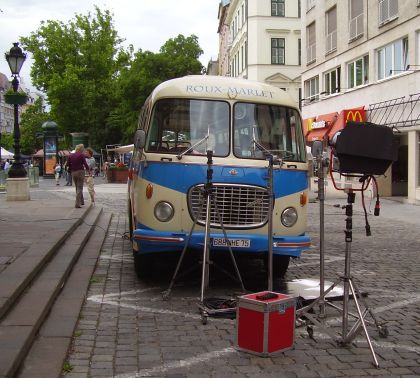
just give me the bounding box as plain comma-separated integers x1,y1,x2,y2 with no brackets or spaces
301,0,420,203
220,0,303,106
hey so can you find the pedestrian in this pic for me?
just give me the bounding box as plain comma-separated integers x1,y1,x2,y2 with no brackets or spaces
68,144,89,208
4,160,11,170
54,162,61,185
64,161,72,186
85,147,96,205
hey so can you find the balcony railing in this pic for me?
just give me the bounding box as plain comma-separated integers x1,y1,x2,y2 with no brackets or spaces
349,14,363,41
325,31,337,54
306,44,316,64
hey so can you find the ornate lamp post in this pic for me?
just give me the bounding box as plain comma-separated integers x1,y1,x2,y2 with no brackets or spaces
5,42,27,178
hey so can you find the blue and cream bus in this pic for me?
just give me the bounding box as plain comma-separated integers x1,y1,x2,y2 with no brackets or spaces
128,76,310,278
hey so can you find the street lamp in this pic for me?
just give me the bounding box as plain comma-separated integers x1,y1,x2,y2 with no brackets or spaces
5,42,27,178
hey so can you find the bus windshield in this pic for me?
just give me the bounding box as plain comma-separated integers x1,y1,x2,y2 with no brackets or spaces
233,102,305,161
145,98,305,161
146,99,230,156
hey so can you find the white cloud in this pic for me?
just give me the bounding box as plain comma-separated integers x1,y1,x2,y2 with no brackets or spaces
0,0,220,92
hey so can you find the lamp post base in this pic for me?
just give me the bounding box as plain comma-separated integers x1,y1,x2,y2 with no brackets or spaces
6,177,30,201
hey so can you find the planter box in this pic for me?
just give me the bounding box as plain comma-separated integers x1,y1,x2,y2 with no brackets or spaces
107,169,128,183
4,92,28,105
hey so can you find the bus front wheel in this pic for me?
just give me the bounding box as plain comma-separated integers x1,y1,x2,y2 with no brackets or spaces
265,255,290,278
134,253,153,279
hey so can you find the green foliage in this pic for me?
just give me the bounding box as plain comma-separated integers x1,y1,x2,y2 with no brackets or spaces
20,97,49,155
21,6,204,148
1,133,14,151
112,34,204,142
21,6,129,150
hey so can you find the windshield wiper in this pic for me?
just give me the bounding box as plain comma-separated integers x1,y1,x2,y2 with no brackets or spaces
176,134,209,160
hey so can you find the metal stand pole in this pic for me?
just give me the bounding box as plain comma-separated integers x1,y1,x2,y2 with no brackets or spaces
296,189,386,368
267,155,274,292
163,150,245,320
317,152,327,319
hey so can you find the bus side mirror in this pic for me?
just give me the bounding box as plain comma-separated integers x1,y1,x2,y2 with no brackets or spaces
311,140,323,158
134,129,146,150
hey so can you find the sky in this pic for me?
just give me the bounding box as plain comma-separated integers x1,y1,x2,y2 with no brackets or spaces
0,0,221,92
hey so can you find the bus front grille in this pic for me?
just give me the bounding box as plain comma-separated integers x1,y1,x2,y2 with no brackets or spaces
188,184,270,229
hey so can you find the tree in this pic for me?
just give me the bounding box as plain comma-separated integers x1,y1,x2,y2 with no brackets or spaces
21,7,130,149
111,34,204,142
20,97,49,155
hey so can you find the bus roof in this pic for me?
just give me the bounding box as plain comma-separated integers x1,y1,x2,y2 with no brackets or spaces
151,75,298,109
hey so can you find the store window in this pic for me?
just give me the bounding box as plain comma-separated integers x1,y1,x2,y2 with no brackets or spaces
377,37,408,80
347,55,369,88
324,67,341,94
304,75,319,101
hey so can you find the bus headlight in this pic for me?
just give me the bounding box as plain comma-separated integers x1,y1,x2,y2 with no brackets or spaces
281,207,298,227
154,201,174,222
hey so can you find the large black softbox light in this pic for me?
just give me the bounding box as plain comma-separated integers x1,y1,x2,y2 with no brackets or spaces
334,122,398,175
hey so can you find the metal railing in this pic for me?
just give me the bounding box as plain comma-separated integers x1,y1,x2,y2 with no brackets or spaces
367,92,420,129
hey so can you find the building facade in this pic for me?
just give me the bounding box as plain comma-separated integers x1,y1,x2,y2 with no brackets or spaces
0,72,36,145
301,0,420,203
221,0,303,106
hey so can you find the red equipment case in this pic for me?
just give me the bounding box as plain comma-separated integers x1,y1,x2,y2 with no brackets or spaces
236,291,295,356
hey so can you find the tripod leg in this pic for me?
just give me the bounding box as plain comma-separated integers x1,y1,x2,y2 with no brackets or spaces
162,219,198,300
343,279,379,368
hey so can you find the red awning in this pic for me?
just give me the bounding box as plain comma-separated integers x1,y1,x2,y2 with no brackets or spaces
305,112,339,143
327,106,366,141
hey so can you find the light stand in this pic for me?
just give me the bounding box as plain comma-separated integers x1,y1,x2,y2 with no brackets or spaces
162,150,245,323
297,185,388,368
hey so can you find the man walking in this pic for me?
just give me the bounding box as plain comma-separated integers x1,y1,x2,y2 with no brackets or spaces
68,144,89,208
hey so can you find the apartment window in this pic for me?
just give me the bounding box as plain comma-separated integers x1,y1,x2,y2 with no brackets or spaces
324,67,341,94
271,38,285,64
272,0,285,16
306,22,316,64
326,7,337,54
379,0,398,25
377,37,408,80
307,0,316,12
349,0,364,41
304,75,319,101
347,55,369,88
298,0,301,18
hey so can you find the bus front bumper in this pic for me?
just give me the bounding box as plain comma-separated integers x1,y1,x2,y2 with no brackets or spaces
132,229,311,257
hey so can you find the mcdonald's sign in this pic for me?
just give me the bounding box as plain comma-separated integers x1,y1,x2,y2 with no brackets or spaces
344,107,366,124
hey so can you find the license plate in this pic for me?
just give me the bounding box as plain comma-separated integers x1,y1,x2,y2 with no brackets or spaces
212,238,250,248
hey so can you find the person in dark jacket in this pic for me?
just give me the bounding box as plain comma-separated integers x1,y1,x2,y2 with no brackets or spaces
68,144,90,208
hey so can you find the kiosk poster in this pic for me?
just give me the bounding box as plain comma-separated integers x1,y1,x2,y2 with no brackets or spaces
44,137,57,175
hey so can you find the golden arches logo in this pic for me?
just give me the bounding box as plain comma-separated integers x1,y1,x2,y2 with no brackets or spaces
346,110,364,122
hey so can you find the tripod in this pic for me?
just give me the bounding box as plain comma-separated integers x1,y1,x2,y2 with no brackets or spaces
297,189,388,368
162,150,245,323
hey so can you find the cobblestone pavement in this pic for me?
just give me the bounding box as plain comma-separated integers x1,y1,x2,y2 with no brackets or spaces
50,179,420,377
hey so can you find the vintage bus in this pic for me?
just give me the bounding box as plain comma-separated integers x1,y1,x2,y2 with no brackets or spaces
128,76,310,278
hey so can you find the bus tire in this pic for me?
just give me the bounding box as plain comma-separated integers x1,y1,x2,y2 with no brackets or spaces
133,253,152,279
272,255,290,278
128,201,133,239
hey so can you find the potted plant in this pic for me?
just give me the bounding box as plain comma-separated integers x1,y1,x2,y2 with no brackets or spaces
108,162,129,183
4,89,28,105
